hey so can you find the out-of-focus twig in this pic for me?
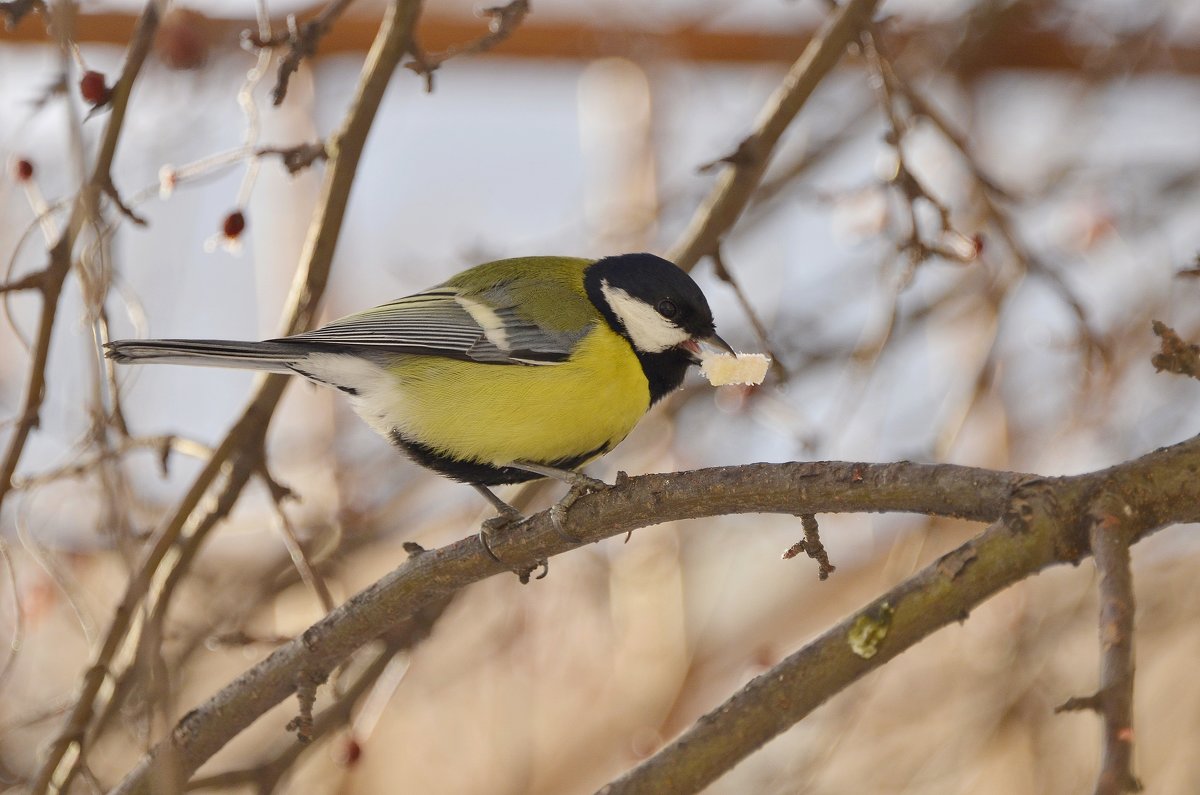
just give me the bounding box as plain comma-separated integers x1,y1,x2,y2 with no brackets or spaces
245,0,359,106
405,0,529,92
710,247,786,379
668,0,881,272
185,589,452,791
0,1,159,526
13,7,164,792
257,141,328,175
29,0,425,790
0,0,44,28
0,540,23,693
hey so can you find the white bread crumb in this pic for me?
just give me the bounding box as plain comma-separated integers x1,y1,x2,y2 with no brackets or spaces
699,352,770,386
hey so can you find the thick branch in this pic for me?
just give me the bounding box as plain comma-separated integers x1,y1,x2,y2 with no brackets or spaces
113,433,1200,792
667,0,880,271
110,459,1019,793
600,436,1200,794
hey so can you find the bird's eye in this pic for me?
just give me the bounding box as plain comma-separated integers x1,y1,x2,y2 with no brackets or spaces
656,299,678,319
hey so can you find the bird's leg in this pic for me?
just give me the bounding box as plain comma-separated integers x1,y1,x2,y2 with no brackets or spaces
507,461,610,542
472,484,547,583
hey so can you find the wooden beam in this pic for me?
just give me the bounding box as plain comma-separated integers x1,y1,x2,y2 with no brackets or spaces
2,6,1198,76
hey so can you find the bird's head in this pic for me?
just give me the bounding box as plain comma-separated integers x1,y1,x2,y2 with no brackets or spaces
584,253,733,365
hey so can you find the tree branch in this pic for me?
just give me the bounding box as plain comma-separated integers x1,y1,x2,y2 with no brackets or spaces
600,437,1200,794
668,0,880,271
0,0,159,523
1061,507,1142,795
112,433,1200,792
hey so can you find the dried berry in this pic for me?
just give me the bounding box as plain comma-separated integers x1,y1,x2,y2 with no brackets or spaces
15,159,34,182
338,737,362,766
222,210,246,240
154,8,211,71
80,70,112,106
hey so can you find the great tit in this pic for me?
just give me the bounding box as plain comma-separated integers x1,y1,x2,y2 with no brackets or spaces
106,252,732,523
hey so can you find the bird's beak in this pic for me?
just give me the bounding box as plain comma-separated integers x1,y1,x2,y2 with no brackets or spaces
680,332,736,364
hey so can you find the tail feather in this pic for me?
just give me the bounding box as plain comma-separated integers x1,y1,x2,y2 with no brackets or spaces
104,338,307,373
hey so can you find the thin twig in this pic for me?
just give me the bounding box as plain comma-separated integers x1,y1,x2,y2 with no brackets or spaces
709,247,787,380
0,0,160,526
668,0,882,271
244,0,359,106
782,513,836,580
186,591,450,791
1086,511,1142,795
27,0,424,789
0,0,44,28
257,141,328,174
405,0,530,91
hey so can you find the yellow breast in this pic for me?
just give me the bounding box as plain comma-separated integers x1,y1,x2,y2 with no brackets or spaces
372,325,650,467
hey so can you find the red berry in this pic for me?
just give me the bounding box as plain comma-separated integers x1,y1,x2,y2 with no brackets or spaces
15,159,34,182
80,70,112,106
222,210,246,239
339,737,362,766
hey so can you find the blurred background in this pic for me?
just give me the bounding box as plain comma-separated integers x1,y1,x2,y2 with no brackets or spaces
2,0,1200,792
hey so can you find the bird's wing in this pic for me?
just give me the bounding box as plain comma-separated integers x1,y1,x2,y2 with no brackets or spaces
282,285,592,365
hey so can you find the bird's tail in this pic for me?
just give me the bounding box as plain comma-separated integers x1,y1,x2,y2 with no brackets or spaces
104,338,308,373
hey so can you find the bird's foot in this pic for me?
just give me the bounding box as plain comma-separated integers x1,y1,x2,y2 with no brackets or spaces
550,473,612,543
479,508,547,584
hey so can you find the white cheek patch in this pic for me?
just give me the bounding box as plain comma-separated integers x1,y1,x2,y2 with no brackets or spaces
601,281,691,353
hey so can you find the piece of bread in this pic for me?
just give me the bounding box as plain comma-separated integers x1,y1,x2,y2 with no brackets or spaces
699,352,771,386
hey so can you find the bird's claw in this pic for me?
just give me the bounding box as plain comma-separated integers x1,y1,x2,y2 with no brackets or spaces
479,509,548,584
550,475,610,542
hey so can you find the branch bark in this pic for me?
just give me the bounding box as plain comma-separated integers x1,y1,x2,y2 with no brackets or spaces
668,0,881,271
1087,509,1142,795
112,434,1200,793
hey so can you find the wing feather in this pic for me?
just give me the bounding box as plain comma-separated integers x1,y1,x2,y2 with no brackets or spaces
279,285,591,365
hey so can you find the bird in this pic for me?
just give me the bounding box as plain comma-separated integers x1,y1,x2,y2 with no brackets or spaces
105,252,732,564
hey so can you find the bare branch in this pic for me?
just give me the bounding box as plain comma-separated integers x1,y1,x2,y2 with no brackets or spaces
406,0,530,91
1088,510,1142,795
0,269,44,294
782,513,836,580
112,433,1200,792
0,0,44,29
668,0,881,271
26,0,425,790
257,141,328,174
599,440,1200,795
0,0,160,561
245,0,360,106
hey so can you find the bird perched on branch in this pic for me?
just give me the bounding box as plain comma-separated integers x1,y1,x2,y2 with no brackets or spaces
106,253,732,567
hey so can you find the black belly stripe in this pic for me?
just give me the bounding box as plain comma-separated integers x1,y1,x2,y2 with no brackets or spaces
389,431,609,486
